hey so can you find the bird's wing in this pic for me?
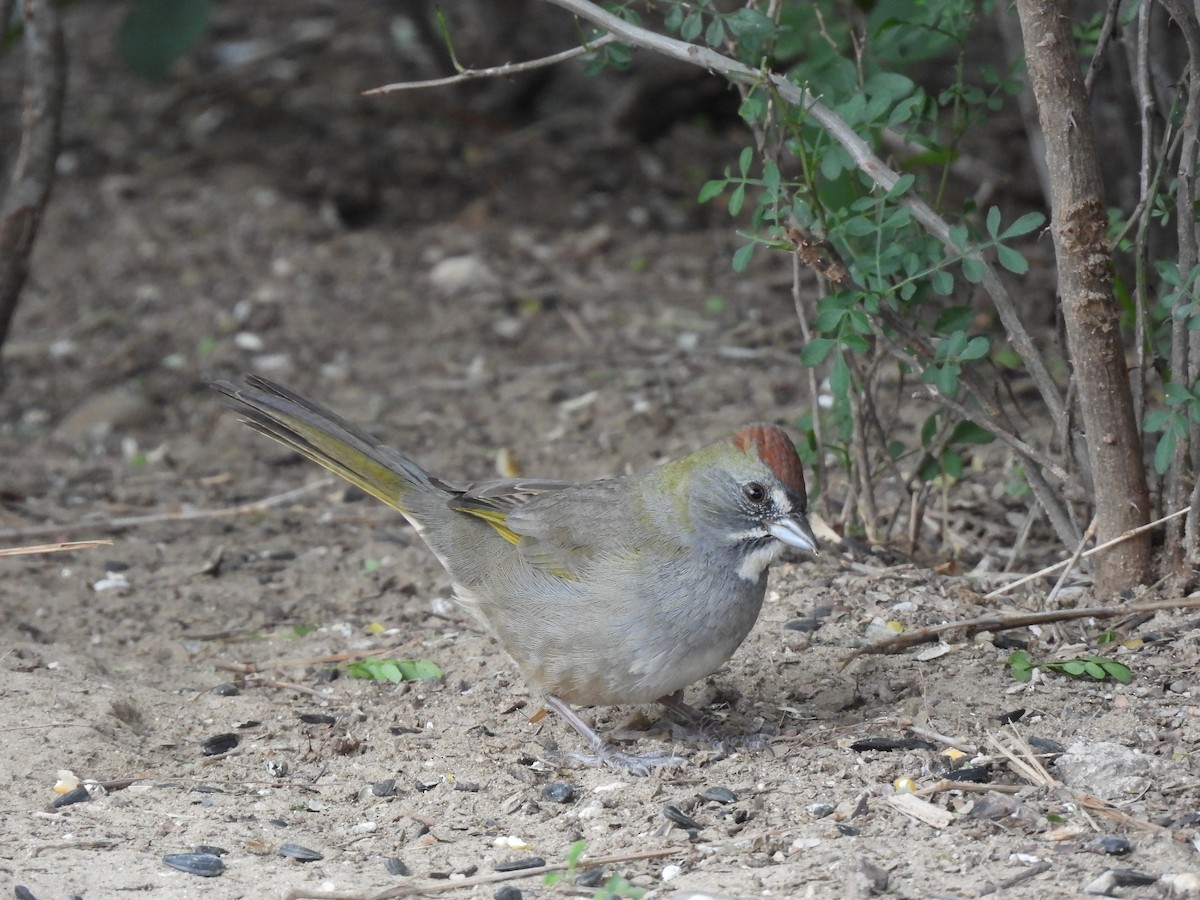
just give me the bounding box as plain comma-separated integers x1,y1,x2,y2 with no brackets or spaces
447,480,616,579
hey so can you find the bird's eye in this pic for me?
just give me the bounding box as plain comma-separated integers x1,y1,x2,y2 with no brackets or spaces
742,481,767,504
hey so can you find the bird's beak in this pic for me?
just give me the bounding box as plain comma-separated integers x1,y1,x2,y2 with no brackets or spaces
768,514,819,555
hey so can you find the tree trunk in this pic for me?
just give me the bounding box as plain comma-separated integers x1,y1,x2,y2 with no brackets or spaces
1015,0,1153,593
0,0,65,359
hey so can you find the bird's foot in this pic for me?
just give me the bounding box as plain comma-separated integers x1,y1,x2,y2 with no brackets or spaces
568,745,688,777
543,693,687,777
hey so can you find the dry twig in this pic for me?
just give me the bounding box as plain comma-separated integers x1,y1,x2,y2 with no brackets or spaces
0,539,111,557
842,594,1200,663
281,847,685,900
0,478,334,541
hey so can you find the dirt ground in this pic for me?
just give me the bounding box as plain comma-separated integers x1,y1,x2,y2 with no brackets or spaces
2,4,1199,899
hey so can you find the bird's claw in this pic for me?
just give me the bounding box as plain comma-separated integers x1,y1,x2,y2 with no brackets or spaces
567,745,687,777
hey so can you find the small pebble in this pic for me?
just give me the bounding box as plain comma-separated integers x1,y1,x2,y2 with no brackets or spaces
661,864,683,882
540,782,575,804
1087,835,1133,856
664,805,702,830
1027,736,1066,755
946,765,992,783
210,683,240,697
162,853,226,877
494,887,522,900
201,733,239,756
850,737,937,752
575,868,606,887
495,857,545,872
52,786,91,808
15,887,38,900
372,779,397,798
278,843,323,861
784,618,822,633
451,780,480,792
699,786,737,804
385,857,411,876
414,779,439,792
1083,868,1158,893
298,713,336,725
193,845,228,857
806,802,835,819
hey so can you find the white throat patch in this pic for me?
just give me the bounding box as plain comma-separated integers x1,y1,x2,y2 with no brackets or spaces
737,538,785,581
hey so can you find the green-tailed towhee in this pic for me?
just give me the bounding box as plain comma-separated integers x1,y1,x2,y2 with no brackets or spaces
215,376,818,773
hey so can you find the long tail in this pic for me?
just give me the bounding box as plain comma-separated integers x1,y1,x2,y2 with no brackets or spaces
213,376,447,515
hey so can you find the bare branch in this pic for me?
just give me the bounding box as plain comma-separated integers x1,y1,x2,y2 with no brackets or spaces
985,506,1190,599
363,33,618,95
541,0,1067,428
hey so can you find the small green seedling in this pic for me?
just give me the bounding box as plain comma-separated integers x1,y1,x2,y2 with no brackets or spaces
345,658,443,683
544,840,645,899
1008,650,1132,684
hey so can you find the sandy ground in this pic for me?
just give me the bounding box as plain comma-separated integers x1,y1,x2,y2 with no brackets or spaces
2,3,1199,898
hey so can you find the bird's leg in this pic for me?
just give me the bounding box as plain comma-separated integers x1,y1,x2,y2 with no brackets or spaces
656,691,770,751
542,694,686,776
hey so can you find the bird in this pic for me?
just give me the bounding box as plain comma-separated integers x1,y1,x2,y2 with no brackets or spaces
214,376,818,773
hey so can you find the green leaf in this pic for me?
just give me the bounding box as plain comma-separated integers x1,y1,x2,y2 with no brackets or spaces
1165,381,1197,405
986,206,1002,239
948,225,969,250
948,421,994,445
996,244,1029,274
681,10,703,41
865,72,915,103
118,0,213,80
820,146,847,180
1008,650,1033,681
960,335,990,361
800,338,835,366
724,8,777,40
1143,408,1172,432
705,16,726,46
698,179,727,203
738,93,765,122
729,183,746,216
1154,428,1177,475
347,657,443,683
732,243,756,272
925,362,960,395
941,448,963,479
934,306,973,334
926,267,955,296
814,308,846,333
738,146,754,176
1001,211,1045,238
378,661,404,683
830,350,851,399
1101,660,1132,684
961,256,985,284
1082,660,1106,679
763,159,781,197
1059,660,1087,676
395,658,444,680
843,216,877,237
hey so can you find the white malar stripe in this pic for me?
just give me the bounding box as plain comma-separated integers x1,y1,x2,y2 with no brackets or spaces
737,539,784,581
